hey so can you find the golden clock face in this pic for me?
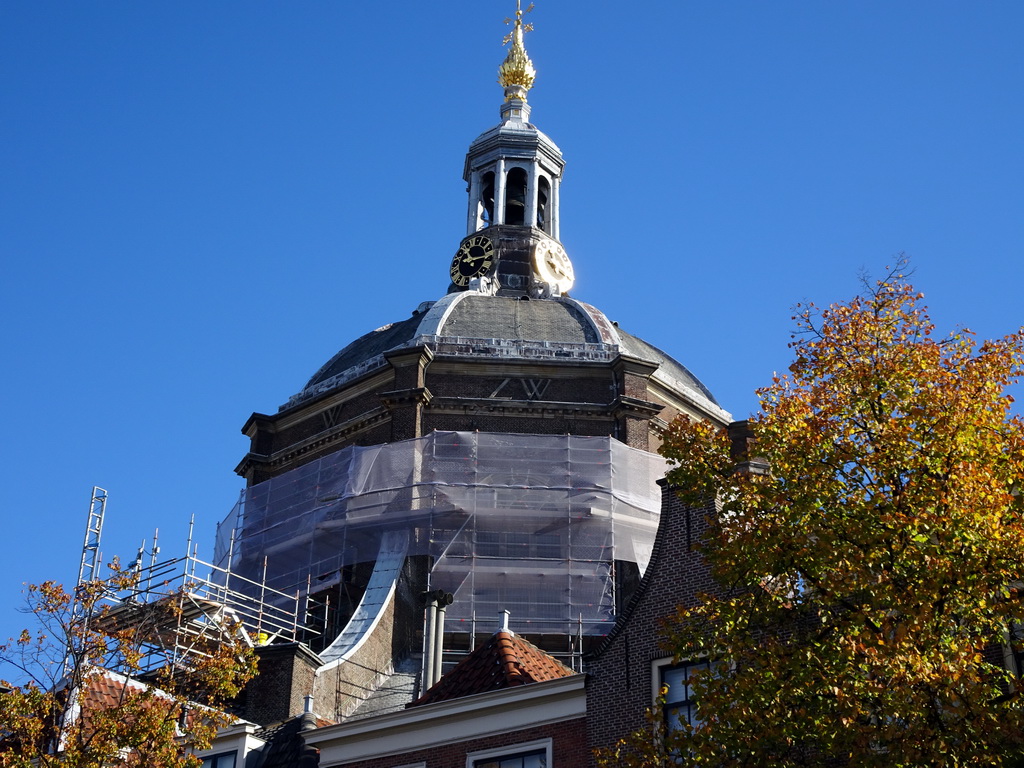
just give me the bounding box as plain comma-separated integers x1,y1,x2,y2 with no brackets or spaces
532,239,575,293
450,235,496,287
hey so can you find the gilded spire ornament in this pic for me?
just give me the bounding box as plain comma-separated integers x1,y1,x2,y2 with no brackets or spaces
498,1,536,102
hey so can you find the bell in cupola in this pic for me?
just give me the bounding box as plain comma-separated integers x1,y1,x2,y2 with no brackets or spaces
451,0,574,294
504,168,528,226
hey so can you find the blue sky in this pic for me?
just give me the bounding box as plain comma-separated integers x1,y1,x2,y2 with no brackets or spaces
2,2,1022,657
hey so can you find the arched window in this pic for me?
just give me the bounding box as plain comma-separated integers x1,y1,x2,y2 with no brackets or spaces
504,167,528,226
537,176,551,232
480,171,495,227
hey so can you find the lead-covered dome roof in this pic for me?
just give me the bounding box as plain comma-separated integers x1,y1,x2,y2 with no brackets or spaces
287,293,722,417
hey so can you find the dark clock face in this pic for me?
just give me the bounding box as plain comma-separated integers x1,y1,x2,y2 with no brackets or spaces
450,235,495,287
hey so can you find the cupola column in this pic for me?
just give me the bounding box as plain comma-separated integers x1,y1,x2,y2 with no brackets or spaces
551,177,560,240
494,158,507,226
524,165,539,228
451,2,573,295
466,172,482,234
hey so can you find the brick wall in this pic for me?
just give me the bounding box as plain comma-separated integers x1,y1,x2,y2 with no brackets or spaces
278,389,387,450
238,348,697,485
425,372,614,403
330,718,588,768
314,591,399,721
424,413,618,438
584,482,719,761
244,643,321,726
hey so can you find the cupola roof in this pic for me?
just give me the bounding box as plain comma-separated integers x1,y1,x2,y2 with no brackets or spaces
287,293,725,420
277,3,730,427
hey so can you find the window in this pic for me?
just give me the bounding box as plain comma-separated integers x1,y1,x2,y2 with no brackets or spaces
468,741,551,768
473,750,546,768
1009,622,1024,678
480,172,495,227
201,752,236,768
659,658,717,732
537,176,551,232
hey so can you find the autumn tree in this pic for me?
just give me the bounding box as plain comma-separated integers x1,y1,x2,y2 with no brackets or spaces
602,265,1024,767
0,565,257,768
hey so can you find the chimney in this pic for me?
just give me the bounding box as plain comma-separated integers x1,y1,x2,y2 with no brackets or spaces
420,590,453,691
728,420,769,476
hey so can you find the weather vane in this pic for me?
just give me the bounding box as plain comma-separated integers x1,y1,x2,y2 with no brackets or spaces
498,1,536,99
503,1,534,46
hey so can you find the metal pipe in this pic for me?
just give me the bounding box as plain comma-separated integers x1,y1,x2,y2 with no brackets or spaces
303,573,312,636
225,523,236,573
433,596,450,684
257,556,268,636
185,514,196,579
576,613,583,672
422,595,438,690
146,528,160,596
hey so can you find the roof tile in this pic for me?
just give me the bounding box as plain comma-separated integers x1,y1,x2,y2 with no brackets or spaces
409,631,575,707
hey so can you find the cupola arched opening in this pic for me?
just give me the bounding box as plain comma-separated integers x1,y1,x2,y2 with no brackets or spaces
480,171,495,228
504,167,528,226
537,176,551,233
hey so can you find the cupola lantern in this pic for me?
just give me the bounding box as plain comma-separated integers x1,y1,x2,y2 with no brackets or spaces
451,2,574,297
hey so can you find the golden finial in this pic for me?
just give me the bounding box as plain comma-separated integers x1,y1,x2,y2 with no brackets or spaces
498,1,536,102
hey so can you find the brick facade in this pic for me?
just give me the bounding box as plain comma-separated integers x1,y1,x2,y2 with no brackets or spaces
584,482,719,760
322,718,587,768
236,348,698,485
313,596,398,722
244,643,321,727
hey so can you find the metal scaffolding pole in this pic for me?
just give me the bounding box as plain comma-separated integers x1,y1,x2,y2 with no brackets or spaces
77,486,108,588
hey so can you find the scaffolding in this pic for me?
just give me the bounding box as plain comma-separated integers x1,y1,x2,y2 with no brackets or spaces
91,550,320,673
75,492,318,675
215,431,668,643
76,487,107,588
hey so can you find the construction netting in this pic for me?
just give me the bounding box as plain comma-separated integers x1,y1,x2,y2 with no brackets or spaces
214,431,667,637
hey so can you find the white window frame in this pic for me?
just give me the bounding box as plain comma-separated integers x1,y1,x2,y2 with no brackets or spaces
650,657,675,705
650,656,722,732
200,751,238,768
465,738,552,768
1005,622,1024,682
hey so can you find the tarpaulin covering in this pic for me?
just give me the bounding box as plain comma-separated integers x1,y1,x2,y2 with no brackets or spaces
215,431,667,637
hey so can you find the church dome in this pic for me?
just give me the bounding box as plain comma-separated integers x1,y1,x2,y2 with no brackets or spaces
289,292,721,415
223,10,738,713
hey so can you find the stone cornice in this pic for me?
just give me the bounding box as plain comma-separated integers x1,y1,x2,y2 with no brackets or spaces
611,395,663,419
234,407,391,478
240,412,277,440
611,353,660,378
383,346,435,369
306,674,585,766
379,387,433,409
427,358,611,377
427,396,619,419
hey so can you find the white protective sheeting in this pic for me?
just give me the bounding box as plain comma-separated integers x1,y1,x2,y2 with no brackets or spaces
215,431,667,637
319,529,409,664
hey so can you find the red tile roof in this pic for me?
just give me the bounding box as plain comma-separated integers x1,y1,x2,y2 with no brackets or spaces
409,631,576,707
68,668,225,737
1,668,232,758
83,669,149,709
